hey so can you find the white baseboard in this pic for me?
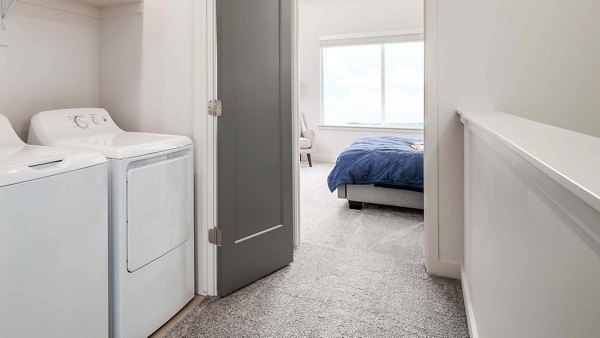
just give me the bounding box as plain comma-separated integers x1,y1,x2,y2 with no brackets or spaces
427,259,461,280
310,154,337,163
461,267,479,338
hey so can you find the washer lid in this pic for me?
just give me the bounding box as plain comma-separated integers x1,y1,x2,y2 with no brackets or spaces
0,115,106,187
0,115,25,148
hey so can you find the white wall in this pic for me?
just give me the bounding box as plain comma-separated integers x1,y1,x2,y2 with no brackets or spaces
298,0,424,161
428,0,600,275
0,1,100,139
100,0,194,138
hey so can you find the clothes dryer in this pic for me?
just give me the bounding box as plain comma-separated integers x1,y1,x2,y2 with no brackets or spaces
29,109,194,338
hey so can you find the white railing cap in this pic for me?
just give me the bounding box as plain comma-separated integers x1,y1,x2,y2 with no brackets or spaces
458,109,600,213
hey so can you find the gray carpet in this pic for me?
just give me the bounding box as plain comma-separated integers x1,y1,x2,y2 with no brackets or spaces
165,162,469,338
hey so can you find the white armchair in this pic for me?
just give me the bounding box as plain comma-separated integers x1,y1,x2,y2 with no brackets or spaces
299,112,316,167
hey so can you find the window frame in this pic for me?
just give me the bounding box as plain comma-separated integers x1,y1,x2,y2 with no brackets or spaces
319,30,424,130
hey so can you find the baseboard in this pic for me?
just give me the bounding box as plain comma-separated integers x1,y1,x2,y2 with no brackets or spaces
427,259,461,280
311,154,337,163
461,267,479,338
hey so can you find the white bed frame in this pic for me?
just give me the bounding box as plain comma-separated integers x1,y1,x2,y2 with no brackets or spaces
337,184,424,210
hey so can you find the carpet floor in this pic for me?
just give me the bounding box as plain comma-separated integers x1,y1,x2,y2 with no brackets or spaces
165,162,469,337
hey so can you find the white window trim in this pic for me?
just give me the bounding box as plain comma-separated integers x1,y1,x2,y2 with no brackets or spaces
319,29,424,46
318,124,425,133
319,30,424,130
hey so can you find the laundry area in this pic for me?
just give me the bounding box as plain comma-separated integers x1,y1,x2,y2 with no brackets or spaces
0,1,199,337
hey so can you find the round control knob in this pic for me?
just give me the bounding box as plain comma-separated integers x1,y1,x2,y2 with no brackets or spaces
74,116,89,129
91,116,102,125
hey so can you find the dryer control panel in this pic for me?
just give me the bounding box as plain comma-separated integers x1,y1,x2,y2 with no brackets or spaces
28,108,192,160
29,108,123,143
70,112,109,130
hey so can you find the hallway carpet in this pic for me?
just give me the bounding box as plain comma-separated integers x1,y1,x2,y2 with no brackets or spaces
165,162,469,337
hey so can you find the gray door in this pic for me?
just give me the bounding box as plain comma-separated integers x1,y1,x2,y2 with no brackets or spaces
217,0,293,296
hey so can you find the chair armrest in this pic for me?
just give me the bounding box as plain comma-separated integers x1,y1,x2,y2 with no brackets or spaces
302,128,316,150
302,128,316,141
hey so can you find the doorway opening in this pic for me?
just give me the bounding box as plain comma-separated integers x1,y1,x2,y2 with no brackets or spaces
294,0,426,258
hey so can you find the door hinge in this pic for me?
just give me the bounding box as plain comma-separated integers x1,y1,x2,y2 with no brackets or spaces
208,99,222,117
208,227,222,246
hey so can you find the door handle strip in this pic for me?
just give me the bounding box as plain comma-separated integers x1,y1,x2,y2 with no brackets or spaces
235,224,284,244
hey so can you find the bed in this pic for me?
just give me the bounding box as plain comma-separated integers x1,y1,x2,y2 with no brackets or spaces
327,136,424,210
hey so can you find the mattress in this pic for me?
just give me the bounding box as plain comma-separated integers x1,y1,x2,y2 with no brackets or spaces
327,136,424,192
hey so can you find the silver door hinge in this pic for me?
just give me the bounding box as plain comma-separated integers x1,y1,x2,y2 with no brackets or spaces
208,99,222,117
208,227,222,246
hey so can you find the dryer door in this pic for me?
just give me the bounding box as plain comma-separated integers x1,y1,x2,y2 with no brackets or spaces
127,149,193,272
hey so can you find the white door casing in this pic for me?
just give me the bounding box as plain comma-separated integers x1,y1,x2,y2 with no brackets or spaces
193,0,218,296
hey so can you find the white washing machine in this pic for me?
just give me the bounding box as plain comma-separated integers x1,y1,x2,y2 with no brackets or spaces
28,108,195,338
0,115,109,337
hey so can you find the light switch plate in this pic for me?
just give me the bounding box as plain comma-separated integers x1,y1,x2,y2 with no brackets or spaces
0,28,9,47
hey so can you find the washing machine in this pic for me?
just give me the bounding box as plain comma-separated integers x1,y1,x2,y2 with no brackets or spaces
0,114,109,337
28,108,195,338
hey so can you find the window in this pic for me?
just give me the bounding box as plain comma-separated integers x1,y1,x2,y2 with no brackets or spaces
321,34,424,129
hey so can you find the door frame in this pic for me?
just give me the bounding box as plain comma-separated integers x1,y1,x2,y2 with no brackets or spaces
423,0,459,278
292,0,450,277
291,0,301,249
194,0,450,297
423,0,439,276
193,0,218,296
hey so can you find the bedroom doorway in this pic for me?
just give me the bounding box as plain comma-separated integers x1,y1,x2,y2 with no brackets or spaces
293,0,427,258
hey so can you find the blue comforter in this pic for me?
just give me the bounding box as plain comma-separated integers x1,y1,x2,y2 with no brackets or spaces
327,136,424,192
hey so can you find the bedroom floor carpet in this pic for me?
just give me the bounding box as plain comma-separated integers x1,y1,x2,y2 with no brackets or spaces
164,162,469,338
